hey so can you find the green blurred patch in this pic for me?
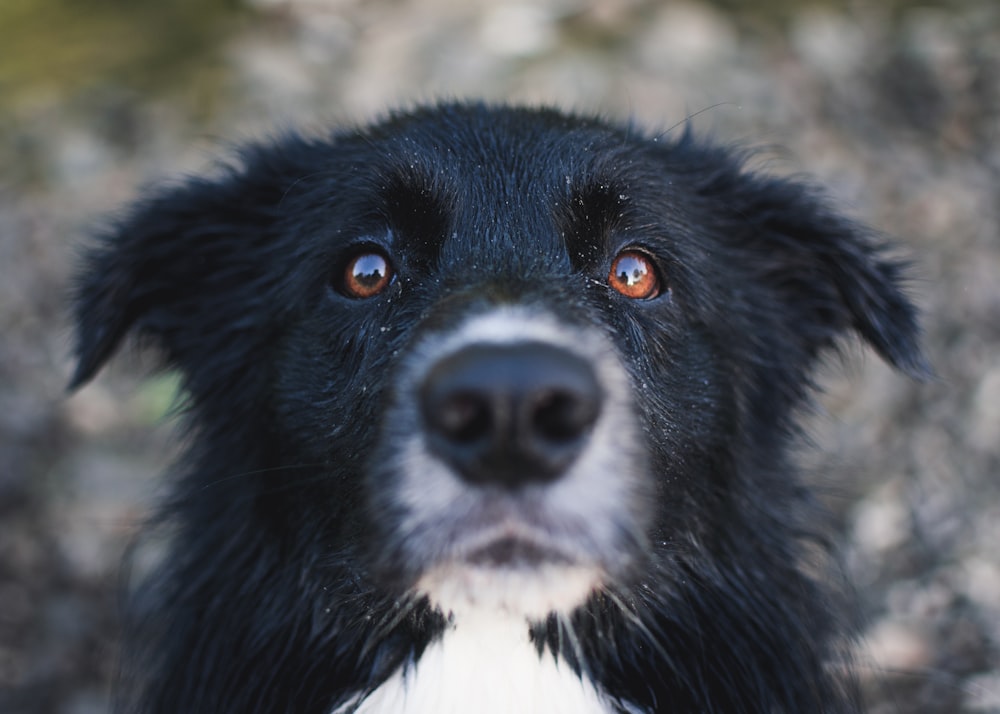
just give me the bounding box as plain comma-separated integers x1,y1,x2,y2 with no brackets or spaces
0,0,248,106
132,372,184,425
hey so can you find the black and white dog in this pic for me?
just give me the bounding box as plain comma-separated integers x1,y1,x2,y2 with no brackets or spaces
71,103,925,713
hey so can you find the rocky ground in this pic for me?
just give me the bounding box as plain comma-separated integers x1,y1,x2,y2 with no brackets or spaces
1,1,998,712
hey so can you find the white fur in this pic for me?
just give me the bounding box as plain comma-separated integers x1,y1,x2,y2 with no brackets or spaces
333,615,614,714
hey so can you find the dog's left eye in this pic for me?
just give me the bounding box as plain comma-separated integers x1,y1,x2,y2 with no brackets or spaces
339,250,394,299
609,250,662,300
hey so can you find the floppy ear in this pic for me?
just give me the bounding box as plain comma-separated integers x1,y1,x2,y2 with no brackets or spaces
719,170,930,380
70,156,298,394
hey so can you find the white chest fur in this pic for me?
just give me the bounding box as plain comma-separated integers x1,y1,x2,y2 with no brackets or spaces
334,615,614,714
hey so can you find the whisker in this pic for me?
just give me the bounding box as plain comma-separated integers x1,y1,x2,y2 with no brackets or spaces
601,586,673,666
359,594,424,661
654,102,738,141
196,463,327,493
557,611,586,675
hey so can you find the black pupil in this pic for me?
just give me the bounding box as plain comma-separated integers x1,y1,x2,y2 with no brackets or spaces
352,253,387,287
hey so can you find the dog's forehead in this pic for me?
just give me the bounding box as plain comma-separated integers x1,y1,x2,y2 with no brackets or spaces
369,105,627,163
355,107,658,265
379,110,639,194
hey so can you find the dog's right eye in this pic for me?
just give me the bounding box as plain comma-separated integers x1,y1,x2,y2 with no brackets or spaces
338,250,394,299
609,249,662,300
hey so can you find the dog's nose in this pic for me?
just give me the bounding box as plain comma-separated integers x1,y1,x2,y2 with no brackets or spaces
420,342,602,487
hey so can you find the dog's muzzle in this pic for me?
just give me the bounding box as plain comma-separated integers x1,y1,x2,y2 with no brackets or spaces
373,307,649,618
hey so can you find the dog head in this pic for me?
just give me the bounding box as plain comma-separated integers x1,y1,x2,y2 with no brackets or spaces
72,103,926,625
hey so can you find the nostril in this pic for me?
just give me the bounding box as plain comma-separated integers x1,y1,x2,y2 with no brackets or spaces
436,391,493,444
531,389,599,443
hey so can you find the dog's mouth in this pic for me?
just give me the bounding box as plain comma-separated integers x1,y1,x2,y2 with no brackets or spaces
465,534,574,569
457,518,580,568
413,516,603,619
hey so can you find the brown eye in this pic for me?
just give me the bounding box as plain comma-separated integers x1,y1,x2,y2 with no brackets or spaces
341,250,393,298
609,250,661,300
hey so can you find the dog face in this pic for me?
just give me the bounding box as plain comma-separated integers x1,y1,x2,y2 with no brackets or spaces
72,103,924,712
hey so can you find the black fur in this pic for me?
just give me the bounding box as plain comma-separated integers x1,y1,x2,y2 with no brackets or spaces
72,103,925,713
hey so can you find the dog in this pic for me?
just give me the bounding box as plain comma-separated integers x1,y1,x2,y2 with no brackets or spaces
71,102,925,713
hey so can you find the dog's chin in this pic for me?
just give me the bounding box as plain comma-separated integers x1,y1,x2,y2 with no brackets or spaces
416,558,603,620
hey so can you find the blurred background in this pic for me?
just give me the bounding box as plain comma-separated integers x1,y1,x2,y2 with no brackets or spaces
1,0,998,712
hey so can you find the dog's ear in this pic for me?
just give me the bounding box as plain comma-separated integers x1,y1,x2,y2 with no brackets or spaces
70,159,295,392
718,170,930,379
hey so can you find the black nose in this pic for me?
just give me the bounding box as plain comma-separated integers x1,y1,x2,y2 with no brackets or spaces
420,342,602,488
